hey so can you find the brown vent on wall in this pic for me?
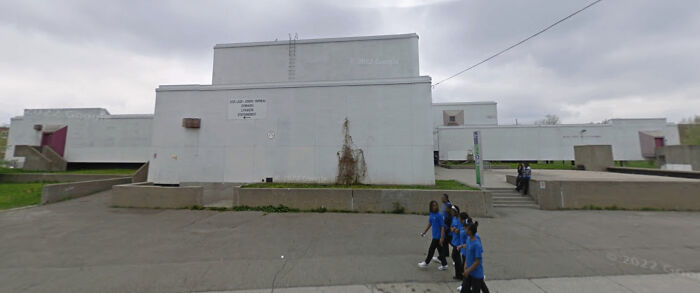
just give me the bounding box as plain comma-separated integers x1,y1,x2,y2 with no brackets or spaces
33,124,43,131
182,118,201,129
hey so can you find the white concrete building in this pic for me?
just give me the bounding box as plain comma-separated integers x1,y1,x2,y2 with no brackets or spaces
4,108,152,166
433,102,680,161
431,102,497,152
148,34,435,185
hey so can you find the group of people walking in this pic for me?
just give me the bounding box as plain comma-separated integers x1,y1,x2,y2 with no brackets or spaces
418,194,489,293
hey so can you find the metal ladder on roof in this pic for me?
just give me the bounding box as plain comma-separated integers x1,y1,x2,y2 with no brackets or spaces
288,33,297,80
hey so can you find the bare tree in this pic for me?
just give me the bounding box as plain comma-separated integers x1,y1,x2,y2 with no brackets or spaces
535,114,561,125
680,115,699,124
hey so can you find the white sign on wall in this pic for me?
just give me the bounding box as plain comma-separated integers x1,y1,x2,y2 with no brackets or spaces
228,98,267,120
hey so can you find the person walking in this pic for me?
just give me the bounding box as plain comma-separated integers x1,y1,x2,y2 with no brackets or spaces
418,200,448,270
461,221,489,293
449,205,464,280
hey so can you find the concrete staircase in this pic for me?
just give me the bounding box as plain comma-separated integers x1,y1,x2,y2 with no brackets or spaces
486,187,539,208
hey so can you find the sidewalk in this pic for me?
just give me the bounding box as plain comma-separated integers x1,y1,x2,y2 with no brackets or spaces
435,167,514,188
201,272,700,292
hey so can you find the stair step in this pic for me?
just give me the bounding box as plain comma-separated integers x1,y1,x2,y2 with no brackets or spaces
492,197,535,202
494,203,539,208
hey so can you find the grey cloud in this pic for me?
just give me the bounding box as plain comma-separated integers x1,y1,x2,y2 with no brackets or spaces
0,0,698,124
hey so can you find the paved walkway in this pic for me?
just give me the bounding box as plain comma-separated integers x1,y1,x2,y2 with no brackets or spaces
435,167,514,188
203,273,700,292
2,191,699,292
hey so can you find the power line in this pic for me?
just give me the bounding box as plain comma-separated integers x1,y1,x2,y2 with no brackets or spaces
432,0,603,88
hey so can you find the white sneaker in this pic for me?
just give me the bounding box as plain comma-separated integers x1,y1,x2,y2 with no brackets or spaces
457,285,462,291
418,261,429,268
433,256,440,262
438,264,449,270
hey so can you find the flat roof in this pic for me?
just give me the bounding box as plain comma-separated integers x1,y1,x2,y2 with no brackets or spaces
432,101,497,106
157,76,431,92
101,114,154,119
214,33,418,49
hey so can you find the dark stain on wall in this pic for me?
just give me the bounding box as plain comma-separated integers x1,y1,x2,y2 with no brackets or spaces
336,118,366,185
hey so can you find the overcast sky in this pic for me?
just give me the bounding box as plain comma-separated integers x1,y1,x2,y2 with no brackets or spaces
1,0,698,125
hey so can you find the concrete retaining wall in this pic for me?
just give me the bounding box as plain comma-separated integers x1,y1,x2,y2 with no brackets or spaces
607,167,700,179
0,173,131,183
181,182,240,204
0,173,132,182
132,162,149,183
41,177,132,204
235,187,492,217
662,145,700,171
111,183,203,209
574,145,613,171
506,174,700,210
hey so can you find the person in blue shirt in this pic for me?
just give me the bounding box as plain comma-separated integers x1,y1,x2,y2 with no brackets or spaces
418,200,448,270
439,194,452,264
448,205,464,280
461,221,489,293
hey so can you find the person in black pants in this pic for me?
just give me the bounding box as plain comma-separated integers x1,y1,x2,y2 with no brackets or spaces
515,162,524,191
521,162,531,195
448,205,464,279
461,222,489,293
418,200,448,270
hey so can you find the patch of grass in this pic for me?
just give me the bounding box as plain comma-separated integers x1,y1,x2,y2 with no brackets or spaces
615,160,659,169
391,202,405,214
229,204,300,213
442,161,576,170
241,180,478,190
0,167,137,175
308,206,328,213
0,182,45,210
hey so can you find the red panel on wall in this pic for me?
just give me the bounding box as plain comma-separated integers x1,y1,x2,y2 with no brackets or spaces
41,126,67,157
654,137,665,148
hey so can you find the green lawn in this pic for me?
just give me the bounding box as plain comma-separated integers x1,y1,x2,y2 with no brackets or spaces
0,167,137,175
0,182,45,210
615,160,659,169
444,161,576,170
242,179,478,190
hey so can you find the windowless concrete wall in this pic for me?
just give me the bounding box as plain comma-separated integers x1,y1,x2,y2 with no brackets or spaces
5,109,153,164
150,34,435,185
437,119,680,161
149,79,435,185
212,34,419,84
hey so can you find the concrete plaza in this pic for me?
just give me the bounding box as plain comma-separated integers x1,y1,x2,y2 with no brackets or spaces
1,189,700,292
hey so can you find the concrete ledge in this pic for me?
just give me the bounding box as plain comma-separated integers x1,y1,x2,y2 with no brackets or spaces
506,174,700,210
182,182,241,204
41,177,132,204
236,188,352,211
235,187,492,217
353,189,492,217
0,173,129,183
607,167,700,179
439,164,511,170
111,183,203,209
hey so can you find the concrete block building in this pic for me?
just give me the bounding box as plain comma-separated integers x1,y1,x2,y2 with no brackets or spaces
148,34,435,185
4,108,152,167
432,102,680,162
